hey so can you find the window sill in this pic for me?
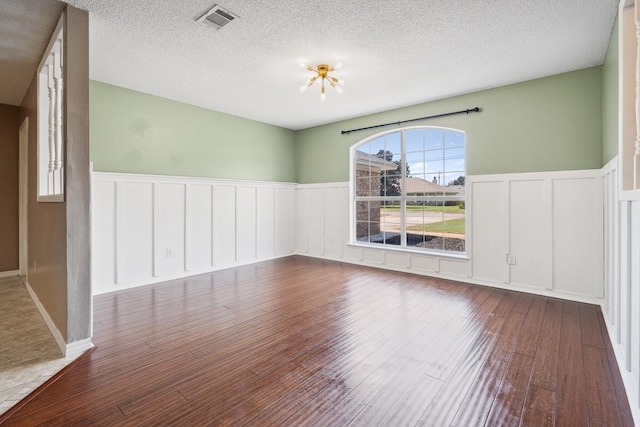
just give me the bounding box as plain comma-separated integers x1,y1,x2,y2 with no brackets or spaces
37,194,64,203
347,242,469,260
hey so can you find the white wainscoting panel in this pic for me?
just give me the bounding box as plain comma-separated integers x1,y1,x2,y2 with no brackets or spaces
593,157,640,423
158,183,186,276
306,188,325,256
214,185,237,267
257,187,276,259
385,251,410,269
343,244,363,262
119,181,154,284
295,170,604,301
603,165,619,335
552,177,603,297
275,188,295,255
363,248,385,264
294,187,308,253
630,200,640,402
324,187,348,259
469,170,603,298
439,258,469,277
187,184,213,271
236,186,257,263
619,201,632,366
91,180,116,288
470,180,507,283
410,255,438,273
616,195,640,418
92,173,295,294
509,179,551,289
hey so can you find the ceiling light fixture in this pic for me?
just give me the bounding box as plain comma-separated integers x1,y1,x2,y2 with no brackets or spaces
299,62,343,101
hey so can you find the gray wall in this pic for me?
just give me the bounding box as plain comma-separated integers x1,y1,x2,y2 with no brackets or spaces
64,5,91,344
19,4,91,344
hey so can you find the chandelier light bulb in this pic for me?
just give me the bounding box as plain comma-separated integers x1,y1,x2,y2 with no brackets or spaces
321,92,326,102
300,62,343,100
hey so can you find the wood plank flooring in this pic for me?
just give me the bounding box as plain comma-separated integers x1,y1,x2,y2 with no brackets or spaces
2,256,634,426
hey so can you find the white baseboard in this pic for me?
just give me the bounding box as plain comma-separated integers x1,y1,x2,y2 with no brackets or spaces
296,251,605,306
93,252,294,295
24,279,67,356
599,309,640,426
65,338,94,358
0,270,19,279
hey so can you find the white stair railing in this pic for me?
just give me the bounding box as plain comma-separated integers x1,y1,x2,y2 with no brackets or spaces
37,16,64,202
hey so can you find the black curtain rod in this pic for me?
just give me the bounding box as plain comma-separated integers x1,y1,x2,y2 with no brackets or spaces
340,107,481,135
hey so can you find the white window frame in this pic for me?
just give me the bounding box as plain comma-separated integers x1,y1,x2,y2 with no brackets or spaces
349,126,467,255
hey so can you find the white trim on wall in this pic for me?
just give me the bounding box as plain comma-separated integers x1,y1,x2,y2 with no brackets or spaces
24,279,66,355
65,338,94,358
24,280,94,358
91,172,296,295
92,169,605,302
292,170,605,303
594,155,640,425
19,117,28,276
0,270,20,279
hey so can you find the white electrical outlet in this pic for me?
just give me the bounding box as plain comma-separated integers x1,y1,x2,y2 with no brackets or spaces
166,248,173,258
507,254,516,265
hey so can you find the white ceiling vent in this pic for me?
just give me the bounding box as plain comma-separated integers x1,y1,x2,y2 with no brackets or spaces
197,5,239,30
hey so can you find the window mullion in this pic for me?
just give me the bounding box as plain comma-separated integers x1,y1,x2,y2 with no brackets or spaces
400,130,407,248
351,126,466,254
440,131,445,251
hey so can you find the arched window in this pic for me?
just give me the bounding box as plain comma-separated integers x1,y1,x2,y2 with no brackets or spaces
351,126,466,254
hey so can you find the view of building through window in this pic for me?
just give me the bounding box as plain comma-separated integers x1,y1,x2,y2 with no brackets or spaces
353,127,466,253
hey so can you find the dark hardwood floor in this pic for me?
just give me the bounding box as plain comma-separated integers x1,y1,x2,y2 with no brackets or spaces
2,256,634,426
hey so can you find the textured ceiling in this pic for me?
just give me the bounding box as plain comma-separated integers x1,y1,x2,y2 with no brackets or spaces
1,0,618,130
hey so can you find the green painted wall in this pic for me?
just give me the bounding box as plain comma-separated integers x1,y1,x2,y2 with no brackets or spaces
295,67,603,184
90,81,297,182
91,67,604,185
602,14,619,164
